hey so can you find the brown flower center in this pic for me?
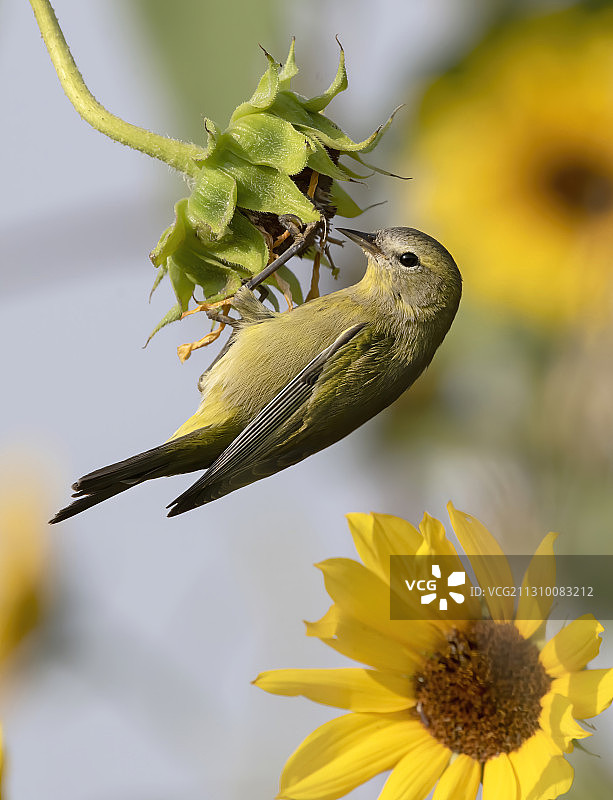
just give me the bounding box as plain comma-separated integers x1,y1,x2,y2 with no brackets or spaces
414,621,551,761
542,156,613,217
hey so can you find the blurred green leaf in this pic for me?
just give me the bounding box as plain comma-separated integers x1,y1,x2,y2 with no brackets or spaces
132,0,279,134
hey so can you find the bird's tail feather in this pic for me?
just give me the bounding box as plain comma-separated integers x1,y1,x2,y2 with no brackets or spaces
50,485,133,523
50,433,221,524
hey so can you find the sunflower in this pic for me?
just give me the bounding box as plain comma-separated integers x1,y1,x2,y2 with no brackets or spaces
254,504,613,800
408,7,613,327
0,469,48,668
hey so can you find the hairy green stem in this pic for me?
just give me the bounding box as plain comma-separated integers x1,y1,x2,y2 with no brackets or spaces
29,0,204,177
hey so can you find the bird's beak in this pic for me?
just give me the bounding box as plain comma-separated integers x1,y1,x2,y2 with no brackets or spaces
337,228,380,256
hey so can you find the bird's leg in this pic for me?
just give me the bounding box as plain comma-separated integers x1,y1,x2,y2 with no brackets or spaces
205,309,239,327
243,218,321,291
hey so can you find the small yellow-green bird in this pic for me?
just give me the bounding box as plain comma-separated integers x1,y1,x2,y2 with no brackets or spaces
51,227,461,522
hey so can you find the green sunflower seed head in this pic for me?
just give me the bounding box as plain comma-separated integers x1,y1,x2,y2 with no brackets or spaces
150,39,398,339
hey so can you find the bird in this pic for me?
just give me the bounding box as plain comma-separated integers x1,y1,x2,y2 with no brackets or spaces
50,227,462,523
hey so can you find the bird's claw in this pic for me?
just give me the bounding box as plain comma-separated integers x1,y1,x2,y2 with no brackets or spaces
278,214,304,238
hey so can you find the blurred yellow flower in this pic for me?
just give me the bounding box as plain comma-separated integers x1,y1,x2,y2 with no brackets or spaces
0,473,48,667
409,8,613,327
255,504,613,800
0,725,4,800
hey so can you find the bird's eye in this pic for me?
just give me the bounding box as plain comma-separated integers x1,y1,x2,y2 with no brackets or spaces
399,252,420,268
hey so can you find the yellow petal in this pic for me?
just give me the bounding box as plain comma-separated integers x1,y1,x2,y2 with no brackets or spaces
307,608,424,674
509,732,573,800
539,615,604,677
253,668,414,712
414,513,482,621
515,532,558,639
378,735,450,800
316,558,445,656
279,714,425,800
346,514,466,625
538,693,590,753
305,605,339,640
372,513,423,557
347,512,428,587
447,502,515,621
345,513,424,584
432,754,480,800
346,513,378,576
417,513,458,557
527,756,573,800
351,514,476,628
483,754,520,800
551,668,613,719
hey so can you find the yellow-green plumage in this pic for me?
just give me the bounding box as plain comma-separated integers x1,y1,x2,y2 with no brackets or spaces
50,227,461,522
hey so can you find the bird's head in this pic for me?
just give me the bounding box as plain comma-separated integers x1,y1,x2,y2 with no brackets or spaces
338,227,462,313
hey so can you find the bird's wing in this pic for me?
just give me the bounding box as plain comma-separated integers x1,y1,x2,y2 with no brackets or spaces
166,322,371,516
